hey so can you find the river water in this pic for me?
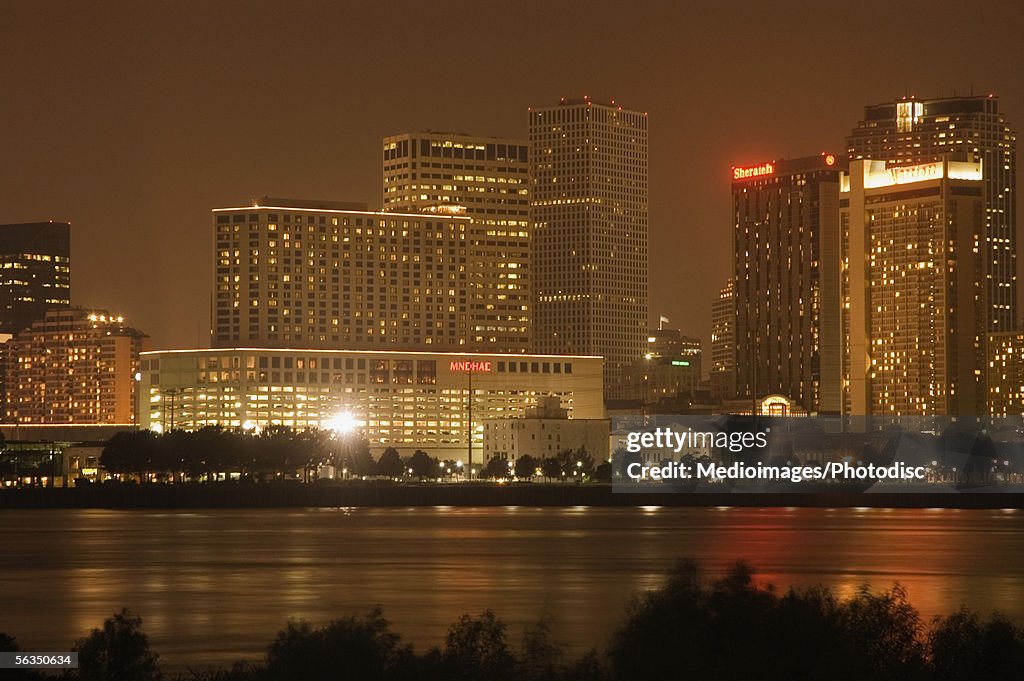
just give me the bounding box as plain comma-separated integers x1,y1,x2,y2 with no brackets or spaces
1,506,1022,671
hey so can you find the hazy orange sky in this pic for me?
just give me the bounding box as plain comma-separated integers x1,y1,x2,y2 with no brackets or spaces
2,0,1021,351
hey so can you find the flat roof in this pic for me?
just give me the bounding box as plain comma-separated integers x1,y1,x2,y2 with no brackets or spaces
384,131,526,143
143,347,602,360
213,204,469,220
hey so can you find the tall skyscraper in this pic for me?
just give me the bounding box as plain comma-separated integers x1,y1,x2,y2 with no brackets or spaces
528,97,648,398
0,222,71,335
841,158,985,416
3,308,144,424
212,198,470,350
710,278,735,400
847,95,1016,332
382,132,531,352
731,155,843,414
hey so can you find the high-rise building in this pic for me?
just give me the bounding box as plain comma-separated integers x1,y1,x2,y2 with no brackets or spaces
382,132,531,353
847,95,1016,332
3,308,144,424
731,155,844,414
987,331,1024,416
0,222,71,335
212,198,470,351
841,158,986,416
528,97,648,398
710,278,735,400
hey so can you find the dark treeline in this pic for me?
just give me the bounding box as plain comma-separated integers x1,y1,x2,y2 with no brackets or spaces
98,428,612,484
4,561,1023,681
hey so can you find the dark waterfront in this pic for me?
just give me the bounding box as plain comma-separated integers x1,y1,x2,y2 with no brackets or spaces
1,506,1022,672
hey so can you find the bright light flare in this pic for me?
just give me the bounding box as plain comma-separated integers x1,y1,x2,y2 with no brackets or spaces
325,411,363,434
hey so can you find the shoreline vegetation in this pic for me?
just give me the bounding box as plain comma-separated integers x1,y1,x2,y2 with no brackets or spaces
2,481,1024,509
4,560,1023,681
6,426,1024,508
6,427,1023,508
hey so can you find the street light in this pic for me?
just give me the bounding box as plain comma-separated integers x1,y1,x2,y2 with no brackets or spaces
326,411,362,434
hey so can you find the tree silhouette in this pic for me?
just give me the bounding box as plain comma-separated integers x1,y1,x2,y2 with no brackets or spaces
334,433,374,478
266,608,408,681
481,456,510,479
0,633,43,680
928,610,1024,681
443,610,517,681
406,449,437,479
540,457,562,481
68,609,161,681
376,447,404,478
514,455,538,481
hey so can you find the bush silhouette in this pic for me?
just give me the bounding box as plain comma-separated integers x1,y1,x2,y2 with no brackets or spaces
266,608,409,681
66,609,161,681
9,559,1024,681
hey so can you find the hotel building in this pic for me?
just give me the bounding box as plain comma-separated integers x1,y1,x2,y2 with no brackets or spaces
841,158,986,416
139,348,603,458
212,198,470,351
382,132,531,353
528,97,648,398
3,308,144,424
732,155,844,414
848,95,1017,332
0,221,71,335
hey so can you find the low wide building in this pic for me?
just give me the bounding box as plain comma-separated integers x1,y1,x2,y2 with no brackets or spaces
139,348,604,461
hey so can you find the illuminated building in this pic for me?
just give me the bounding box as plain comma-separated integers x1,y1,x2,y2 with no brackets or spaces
987,331,1024,416
620,328,702,404
3,308,144,424
848,95,1017,332
139,348,603,459
841,158,985,416
732,155,843,414
528,97,648,399
483,395,609,465
710,278,735,400
0,222,71,335
382,132,531,353
212,198,470,351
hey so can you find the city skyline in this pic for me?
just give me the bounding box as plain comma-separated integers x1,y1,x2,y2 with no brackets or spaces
3,2,1021,353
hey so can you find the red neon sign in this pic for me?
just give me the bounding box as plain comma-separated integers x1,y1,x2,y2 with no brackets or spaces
824,154,836,166
450,361,492,372
732,162,774,180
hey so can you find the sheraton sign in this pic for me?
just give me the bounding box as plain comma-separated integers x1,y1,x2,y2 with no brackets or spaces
450,360,492,372
732,162,775,180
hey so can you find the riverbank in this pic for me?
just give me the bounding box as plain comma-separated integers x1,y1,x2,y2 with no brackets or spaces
2,481,1023,508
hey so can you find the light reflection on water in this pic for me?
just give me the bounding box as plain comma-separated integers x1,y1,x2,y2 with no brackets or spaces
0,506,1022,672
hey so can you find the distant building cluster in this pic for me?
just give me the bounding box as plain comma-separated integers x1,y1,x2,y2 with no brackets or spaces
720,95,1018,417
3,90,1023,479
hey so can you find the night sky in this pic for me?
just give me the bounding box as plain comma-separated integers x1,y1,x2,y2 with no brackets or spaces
2,0,1021,353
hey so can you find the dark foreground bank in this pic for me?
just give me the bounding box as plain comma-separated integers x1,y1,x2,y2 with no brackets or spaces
4,560,1023,681
2,481,1024,509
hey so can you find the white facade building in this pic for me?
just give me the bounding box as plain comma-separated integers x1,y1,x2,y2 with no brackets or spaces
140,348,603,459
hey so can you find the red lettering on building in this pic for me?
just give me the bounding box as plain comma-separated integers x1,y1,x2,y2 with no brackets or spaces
449,361,493,372
732,162,775,180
